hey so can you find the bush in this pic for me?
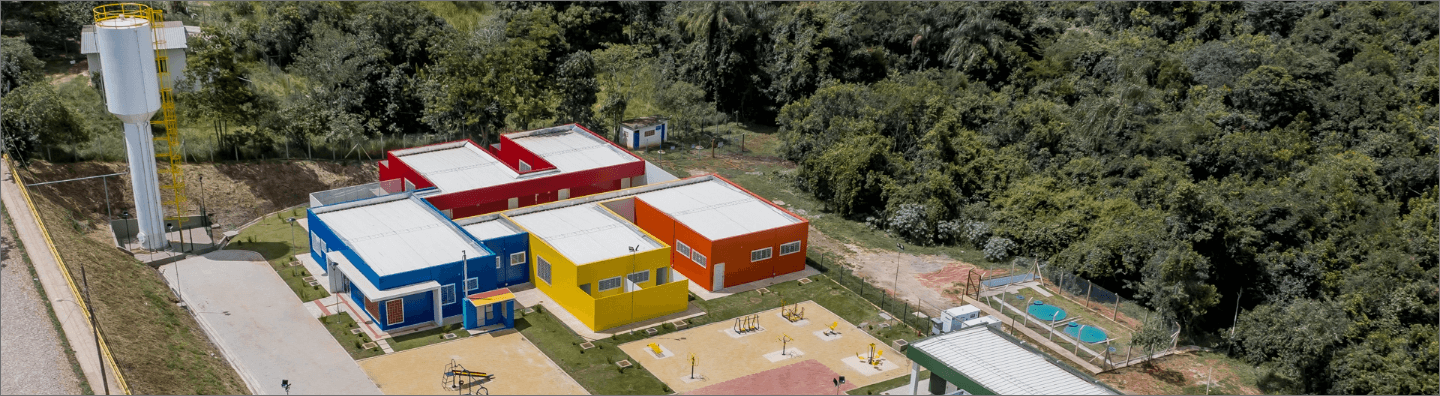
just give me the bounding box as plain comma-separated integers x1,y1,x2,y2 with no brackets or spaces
983,236,1016,262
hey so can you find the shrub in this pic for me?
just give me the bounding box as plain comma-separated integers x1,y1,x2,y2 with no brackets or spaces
983,237,1016,262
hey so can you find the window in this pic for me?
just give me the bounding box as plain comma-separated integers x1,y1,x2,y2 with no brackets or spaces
311,232,321,251
675,241,691,258
537,257,551,285
510,252,526,266
385,299,404,325
518,160,532,172
441,284,457,305
751,247,773,262
496,256,502,269
691,251,707,267
465,277,479,292
780,241,802,256
644,130,656,137
655,268,668,285
598,276,623,292
628,270,650,284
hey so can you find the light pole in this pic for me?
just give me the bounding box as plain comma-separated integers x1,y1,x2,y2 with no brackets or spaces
894,243,904,305
287,217,297,249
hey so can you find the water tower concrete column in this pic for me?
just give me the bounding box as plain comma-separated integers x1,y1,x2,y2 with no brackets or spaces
95,13,167,250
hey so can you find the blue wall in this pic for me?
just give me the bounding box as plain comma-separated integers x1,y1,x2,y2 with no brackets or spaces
350,283,438,331
475,232,530,288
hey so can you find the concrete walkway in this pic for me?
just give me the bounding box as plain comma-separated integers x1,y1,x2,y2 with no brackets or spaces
687,265,822,301
160,250,380,395
0,158,124,395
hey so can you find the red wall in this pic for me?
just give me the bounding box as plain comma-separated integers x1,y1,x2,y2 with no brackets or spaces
377,150,435,191
634,198,717,290
711,222,809,288
427,161,643,218
489,134,557,174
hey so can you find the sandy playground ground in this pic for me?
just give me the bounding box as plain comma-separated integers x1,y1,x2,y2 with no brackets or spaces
357,329,587,395
619,301,908,394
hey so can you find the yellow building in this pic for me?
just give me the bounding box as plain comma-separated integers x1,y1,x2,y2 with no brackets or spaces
504,200,689,331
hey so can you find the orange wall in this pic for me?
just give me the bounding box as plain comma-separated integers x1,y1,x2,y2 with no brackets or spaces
711,221,809,288
633,198,716,290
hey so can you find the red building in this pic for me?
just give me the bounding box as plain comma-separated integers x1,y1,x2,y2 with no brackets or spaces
377,124,646,219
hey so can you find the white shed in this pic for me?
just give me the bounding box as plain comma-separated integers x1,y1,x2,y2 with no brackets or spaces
619,116,668,149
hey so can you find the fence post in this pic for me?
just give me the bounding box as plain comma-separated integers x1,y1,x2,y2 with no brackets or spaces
1086,281,1093,309
1112,296,1121,322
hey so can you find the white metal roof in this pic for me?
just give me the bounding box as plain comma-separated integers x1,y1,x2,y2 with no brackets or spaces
394,142,519,193
508,204,662,264
507,126,638,174
912,325,1116,395
633,178,801,240
462,218,523,241
315,195,486,277
81,21,189,54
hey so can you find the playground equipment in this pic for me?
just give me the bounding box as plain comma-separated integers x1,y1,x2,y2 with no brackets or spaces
781,301,805,322
779,334,794,356
824,321,840,336
688,352,698,380
647,342,665,358
856,343,885,367
734,314,761,334
442,359,492,395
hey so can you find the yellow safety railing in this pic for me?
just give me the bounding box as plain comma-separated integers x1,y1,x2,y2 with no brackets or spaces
91,3,151,26
4,154,132,394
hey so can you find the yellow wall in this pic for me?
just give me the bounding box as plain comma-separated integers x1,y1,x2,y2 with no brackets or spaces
524,233,688,331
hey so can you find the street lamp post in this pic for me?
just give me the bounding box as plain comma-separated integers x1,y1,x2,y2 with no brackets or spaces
894,243,904,308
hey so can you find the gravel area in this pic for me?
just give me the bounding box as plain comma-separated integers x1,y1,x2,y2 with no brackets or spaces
1,212,83,395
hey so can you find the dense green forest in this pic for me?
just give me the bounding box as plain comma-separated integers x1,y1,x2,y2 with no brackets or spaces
2,2,1436,393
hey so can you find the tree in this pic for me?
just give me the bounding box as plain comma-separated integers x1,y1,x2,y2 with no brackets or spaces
2,83,86,163
553,51,598,127
1,36,44,97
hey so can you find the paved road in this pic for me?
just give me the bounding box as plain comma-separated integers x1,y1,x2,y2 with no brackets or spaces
0,158,122,394
159,250,380,395
1,205,83,395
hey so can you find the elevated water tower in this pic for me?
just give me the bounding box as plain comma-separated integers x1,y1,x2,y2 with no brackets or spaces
92,3,187,251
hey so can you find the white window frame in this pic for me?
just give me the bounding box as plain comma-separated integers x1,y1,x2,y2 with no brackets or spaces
675,241,691,258
441,284,457,305
510,252,526,266
496,256,502,269
537,257,552,285
780,241,802,256
751,247,773,262
518,159,532,172
465,277,479,292
691,251,707,267
598,276,623,292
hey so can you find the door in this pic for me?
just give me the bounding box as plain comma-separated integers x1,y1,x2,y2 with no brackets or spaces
508,197,519,209
558,188,570,200
712,263,725,290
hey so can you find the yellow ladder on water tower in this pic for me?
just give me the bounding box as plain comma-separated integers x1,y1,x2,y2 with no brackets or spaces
146,8,187,233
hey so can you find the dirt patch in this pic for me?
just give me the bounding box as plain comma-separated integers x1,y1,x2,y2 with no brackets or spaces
15,160,376,242
836,243,1000,315
1096,351,1262,395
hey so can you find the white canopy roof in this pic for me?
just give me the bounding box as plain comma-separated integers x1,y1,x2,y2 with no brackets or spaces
508,204,662,264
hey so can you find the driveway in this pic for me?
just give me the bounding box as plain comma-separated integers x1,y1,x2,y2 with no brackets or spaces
160,250,380,395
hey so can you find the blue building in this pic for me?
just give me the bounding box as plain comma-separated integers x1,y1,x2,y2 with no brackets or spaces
307,192,526,332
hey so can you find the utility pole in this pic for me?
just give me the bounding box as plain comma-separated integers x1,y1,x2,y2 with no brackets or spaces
81,264,110,395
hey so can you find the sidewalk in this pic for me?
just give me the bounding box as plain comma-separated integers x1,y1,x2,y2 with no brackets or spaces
0,158,125,394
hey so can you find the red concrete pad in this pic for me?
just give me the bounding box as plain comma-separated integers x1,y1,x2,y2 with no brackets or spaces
687,359,857,395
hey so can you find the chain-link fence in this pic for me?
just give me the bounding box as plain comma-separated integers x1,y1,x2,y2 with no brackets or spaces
805,247,941,338
1038,264,1154,331
33,128,478,165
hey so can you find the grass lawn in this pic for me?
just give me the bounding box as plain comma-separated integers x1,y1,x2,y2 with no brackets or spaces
386,324,472,353
19,170,249,394
516,307,674,395
224,206,330,302
848,369,927,395
319,314,385,360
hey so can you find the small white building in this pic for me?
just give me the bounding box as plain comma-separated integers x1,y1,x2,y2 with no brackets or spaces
81,21,196,90
619,116,668,149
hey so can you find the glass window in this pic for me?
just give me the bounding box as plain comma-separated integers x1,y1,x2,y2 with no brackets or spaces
751,247,773,262
465,277,479,292
780,241,802,256
675,241,691,257
510,252,526,265
691,251,707,267
441,284,456,305
628,270,650,284
598,276,623,292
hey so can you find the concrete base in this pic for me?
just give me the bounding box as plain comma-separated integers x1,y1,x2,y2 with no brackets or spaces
841,356,901,376
647,344,675,359
763,348,805,362
723,326,767,338
813,329,843,341
679,373,707,384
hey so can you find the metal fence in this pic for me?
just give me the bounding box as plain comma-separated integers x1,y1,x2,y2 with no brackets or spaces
1038,264,1153,331
805,247,941,337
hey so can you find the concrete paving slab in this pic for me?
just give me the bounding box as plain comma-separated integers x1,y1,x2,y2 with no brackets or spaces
160,251,380,395
687,265,821,301
358,331,586,395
